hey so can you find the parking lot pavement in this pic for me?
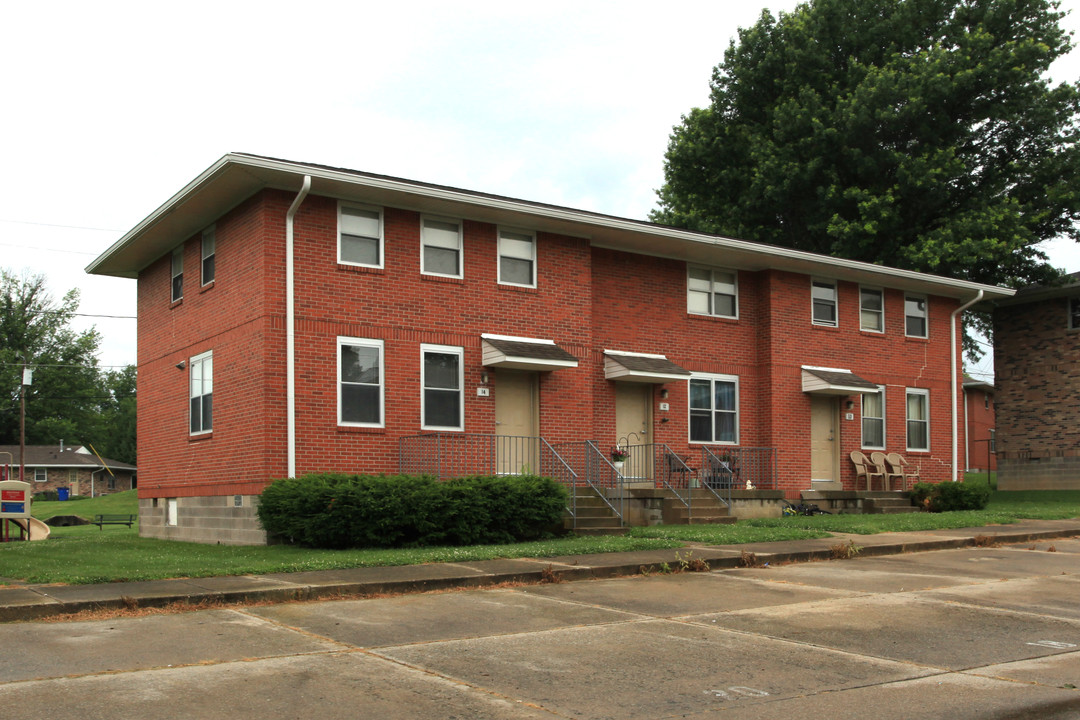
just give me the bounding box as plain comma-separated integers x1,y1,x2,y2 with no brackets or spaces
1,536,1079,719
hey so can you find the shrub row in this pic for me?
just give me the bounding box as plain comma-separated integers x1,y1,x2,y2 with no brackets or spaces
257,473,568,549
908,480,991,512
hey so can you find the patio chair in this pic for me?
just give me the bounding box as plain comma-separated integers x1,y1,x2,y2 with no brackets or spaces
850,450,884,491
885,453,921,490
869,452,893,491
704,456,738,489
664,453,697,488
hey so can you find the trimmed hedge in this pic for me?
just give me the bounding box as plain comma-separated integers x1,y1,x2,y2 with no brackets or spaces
257,473,568,549
908,480,991,512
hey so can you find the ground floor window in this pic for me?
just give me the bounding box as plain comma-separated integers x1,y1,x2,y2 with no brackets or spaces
861,386,885,449
422,344,464,430
689,374,738,444
33,468,46,483
906,388,929,451
338,337,384,426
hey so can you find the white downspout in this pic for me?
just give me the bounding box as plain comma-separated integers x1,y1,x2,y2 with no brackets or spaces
951,290,984,482
286,176,312,479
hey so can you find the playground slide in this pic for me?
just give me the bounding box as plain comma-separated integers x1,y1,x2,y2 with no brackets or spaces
10,517,50,541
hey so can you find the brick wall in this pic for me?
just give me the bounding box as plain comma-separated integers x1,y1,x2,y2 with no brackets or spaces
136,188,967,509
994,296,1080,488
964,389,997,471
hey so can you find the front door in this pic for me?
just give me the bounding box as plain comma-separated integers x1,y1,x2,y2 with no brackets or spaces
809,396,839,485
615,383,652,479
495,371,539,474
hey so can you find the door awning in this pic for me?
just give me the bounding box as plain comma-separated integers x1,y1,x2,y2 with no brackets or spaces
801,366,879,395
481,334,579,371
604,350,691,383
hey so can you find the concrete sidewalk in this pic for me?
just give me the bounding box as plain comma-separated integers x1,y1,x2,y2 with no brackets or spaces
2,519,1078,623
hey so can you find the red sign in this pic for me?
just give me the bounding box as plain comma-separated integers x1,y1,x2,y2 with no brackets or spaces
1,490,24,501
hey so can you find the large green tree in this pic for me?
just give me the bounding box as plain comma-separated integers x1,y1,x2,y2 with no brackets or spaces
0,270,106,448
96,364,137,465
653,0,1080,291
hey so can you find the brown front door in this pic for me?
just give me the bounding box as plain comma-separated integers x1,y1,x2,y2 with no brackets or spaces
809,396,839,484
615,383,653,479
495,371,539,474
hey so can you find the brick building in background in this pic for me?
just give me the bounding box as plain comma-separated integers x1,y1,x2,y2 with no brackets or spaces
87,154,1013,544
0,444,136,496
962,376,997,474
994,274,1080,490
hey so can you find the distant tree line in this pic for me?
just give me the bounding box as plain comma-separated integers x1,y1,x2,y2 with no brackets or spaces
0,270,135,465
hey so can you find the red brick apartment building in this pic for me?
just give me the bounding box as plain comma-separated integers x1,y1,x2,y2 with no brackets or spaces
994,275,1080,490
87,154,1013,544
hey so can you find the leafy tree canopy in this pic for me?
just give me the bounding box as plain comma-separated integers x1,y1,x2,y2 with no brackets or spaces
653,0,1080,292
0,270,135,463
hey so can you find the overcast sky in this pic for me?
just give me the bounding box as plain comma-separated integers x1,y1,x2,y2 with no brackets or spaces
3,0,1079,382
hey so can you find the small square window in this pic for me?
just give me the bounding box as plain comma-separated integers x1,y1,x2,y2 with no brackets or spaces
421,217,462,277
339,204,383,267
687,267,738,318
33,468,47,483
860,287,883,332
905,295,928,337
812,279,837,326
498,228,536,286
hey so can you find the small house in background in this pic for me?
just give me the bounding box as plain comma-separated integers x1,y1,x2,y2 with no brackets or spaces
0,444,136,497
993,273,1080,490
962,375,996,474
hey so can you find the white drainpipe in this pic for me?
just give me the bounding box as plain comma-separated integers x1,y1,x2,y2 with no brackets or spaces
951,290,984,482
286,176,312,479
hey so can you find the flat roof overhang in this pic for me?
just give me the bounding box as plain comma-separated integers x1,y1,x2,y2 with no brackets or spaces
85,153,1016,305
604,351,690,383
801,366,881,396
481,334,579,372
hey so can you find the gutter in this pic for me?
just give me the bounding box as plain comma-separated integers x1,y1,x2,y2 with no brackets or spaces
286,176,312,479
951,290,984,482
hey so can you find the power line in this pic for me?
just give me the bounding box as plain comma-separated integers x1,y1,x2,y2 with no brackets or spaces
0,218,122,233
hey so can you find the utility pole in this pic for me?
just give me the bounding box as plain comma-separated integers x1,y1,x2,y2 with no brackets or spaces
19,355,30,483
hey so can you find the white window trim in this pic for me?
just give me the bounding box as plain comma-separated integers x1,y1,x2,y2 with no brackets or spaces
166,498,178,526
904,294,929,338
687,265,739,320
906,387,930,452
171,247,183,302
688,372,740,445
201,226,216,286
337,337,385,428
337,202,384,269
811,278,838,327
859,286,884,333
421,343,464,431
497,226,537,287
34,467,47,483
189,350,213,436
861,385,886,450
1069,297,1080,330
420,215,464,278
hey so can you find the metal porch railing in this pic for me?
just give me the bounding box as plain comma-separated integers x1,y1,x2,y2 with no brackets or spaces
550,440,626,526
700,446,777,494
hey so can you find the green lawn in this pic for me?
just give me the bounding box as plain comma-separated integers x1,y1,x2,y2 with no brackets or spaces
1,487,1077,586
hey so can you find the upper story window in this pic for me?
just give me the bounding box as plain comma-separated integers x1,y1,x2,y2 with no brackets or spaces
498,228,536,287
689,374,738,444
989,428,996,453
421,216,463,278
812,279,837,326
189,350,213,435
338,337,383,427
421,344,464,430
906,388,929,451
860,287,883,332
984,392,990,410
687,267,737,318
339,204,383,268
171,247,183,302
905,295,928,337
201,226,216,285
1069,297,1080,329
861,386,886,449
